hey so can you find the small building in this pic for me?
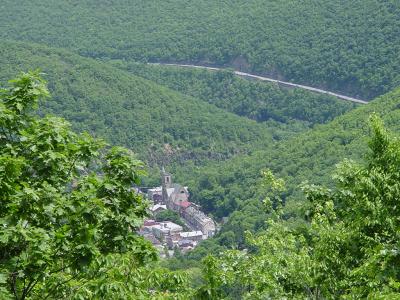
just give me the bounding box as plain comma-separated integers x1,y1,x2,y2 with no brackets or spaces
179,239,194,248
142,233,162,246
140,220,160,234
173,200,191,212
179,231,204,242
144,219,158,226
166,233,182,249
178,240,196,253
152,221,183,240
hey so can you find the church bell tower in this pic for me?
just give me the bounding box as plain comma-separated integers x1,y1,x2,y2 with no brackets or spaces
161,167,172,205
161,167,172,188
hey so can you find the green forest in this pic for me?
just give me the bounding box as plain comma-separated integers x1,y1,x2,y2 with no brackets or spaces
1,0,400,98
0,41,283,168
1,0,400,298
2,72,400,299
113,62,356,125
181,86,400,255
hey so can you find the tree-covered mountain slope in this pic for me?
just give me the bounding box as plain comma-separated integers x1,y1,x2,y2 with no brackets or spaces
0,41,286,166
197,119,400,299
173,85,400,259
1,0,399,99
177,86,400,223
111,62,357,125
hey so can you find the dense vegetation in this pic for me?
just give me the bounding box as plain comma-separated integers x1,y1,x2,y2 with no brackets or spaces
3,72,400,299
0,72,191,299
175,86,400,255
114,62,356,125
1,0,399,98
201,119,400,298
2,0,400,297
1,39,396,259
3,40,359,192
0,41,289,170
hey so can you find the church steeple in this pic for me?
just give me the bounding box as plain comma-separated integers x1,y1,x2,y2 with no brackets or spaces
161,167,172,206
161,167,172,188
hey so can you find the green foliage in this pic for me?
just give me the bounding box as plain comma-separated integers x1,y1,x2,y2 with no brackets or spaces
199,117,400,298
0,40,287,168
1,2,400,288
0,72,193,299
1,0,399,98
180,86,400,229
1,1,399,296
46,253,192,299
117,62,356,125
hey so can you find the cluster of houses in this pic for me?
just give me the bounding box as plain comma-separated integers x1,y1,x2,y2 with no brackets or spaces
139,169,216,257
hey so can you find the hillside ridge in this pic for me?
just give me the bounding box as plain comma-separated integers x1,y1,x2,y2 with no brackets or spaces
150,63,368,104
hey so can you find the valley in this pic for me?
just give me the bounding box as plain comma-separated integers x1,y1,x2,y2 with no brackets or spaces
1,1,400,298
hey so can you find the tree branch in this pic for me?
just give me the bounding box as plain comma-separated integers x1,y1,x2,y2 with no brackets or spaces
43,272,80,300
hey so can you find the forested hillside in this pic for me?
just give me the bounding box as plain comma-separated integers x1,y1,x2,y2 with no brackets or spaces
0,41,289,168
0,72,195,299
113,62,356,125
2,71,400,298
177,86,400,253
1,0,399,98
2,0,400,297
198,118,400,298
2,40,358,180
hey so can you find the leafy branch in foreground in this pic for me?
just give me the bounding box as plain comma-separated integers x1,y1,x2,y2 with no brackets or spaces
0,71,193,299
198,115,400,299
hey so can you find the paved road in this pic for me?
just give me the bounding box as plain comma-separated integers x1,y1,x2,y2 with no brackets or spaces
150,63,368,104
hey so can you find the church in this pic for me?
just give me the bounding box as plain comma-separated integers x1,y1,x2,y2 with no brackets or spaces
161,168,191,211
158,168,216,237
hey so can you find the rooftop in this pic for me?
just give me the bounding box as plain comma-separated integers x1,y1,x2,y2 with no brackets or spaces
150,204,167,212
148,187,162,192
152,221,183,233
176,201,191,209
180,231,203,238
179,239,195,247
143,234,161,245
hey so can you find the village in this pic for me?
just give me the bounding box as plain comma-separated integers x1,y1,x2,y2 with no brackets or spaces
139,169,216,257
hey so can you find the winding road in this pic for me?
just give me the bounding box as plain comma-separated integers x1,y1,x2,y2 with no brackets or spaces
150,63,368,105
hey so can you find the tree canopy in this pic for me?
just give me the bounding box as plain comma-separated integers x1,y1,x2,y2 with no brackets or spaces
0,40,287,170
115,62,356,125
0,72,191,299
1,0,399,99
198,116,400,298
1,67,400,300
1,1,400,296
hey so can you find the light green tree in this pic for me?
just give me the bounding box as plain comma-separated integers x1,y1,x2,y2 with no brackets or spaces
198,115,400,299
0,72,192,299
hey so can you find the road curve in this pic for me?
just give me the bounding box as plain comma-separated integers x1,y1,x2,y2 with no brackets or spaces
149,63,368,105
